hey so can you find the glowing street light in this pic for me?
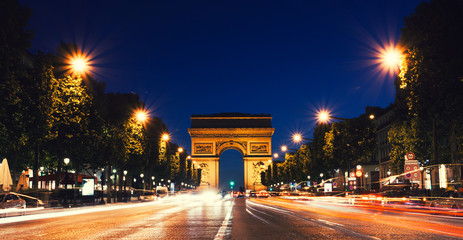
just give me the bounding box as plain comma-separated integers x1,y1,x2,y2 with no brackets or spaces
292,133,312,143
178,147,184,153
378,44,403,75
67,51,91,77
316,109,348,124
273,153,279,158
293,133,302,143
162,133,170,142
281,145,297,152
135,110,148,123
281,145,288,152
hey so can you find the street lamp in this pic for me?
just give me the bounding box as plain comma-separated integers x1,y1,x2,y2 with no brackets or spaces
63,158,70,207
316,109,348,124
178,147,183,153
123,170,128,201
365,173,369,190
135,110,148,124
281,145,288,152
293,133,302,143
387,170,392,191
140,173,144,190
99,168,106,204
376,43,404,77
112,168,117,203
292,133,313,143
162,133,170,142
67,52,90,77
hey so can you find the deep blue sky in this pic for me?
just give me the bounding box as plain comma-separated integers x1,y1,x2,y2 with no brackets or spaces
22,0,424,189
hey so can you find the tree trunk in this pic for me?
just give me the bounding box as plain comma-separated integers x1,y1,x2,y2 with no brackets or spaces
449,120,460,181
33,141,39,190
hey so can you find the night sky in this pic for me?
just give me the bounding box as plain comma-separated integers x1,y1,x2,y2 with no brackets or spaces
21,0,423,189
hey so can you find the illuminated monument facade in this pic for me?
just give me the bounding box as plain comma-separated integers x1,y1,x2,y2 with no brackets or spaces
188,113,274,190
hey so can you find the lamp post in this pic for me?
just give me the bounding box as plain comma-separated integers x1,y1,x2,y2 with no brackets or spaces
112,168,117,203
320,173,324,189
63,158,70,207
356,165,363,192
387,170,392,192
140,173,145,190
123,170,128,202
100,168,106,204
365,173,369,191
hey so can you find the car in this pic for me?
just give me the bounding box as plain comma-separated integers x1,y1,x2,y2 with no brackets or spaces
140,191,157,201
256,191,269,198
429,190,463,213
0,192,26,216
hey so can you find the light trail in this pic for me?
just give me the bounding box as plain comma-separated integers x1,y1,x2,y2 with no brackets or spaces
252,198,463,238
0,193,214,225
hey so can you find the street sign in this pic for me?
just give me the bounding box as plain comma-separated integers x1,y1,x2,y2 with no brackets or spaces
406,152,415,160
324,182,332,192
82,178,95,196
355,170,362,177
350,172,355,178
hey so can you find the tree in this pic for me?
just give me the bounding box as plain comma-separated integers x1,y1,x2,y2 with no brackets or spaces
0,0,34,177
398,0,463,165
388,118,430,172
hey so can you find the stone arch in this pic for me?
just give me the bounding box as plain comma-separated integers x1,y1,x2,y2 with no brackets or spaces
216,140,247,156
188,113,274,191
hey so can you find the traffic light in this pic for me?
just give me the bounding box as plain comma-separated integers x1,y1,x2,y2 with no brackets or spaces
230,181,235,188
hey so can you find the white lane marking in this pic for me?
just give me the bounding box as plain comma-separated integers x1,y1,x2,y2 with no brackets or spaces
427,228,459,236
246,208,271,224
214,200,234,240
317,219,344,227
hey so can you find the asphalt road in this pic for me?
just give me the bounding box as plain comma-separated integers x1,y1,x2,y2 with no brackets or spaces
1,194,463,240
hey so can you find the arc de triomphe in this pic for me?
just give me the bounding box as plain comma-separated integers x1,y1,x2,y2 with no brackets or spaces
188,113,274,191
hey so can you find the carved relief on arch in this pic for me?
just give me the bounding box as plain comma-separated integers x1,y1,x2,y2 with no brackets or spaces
250,142,269,154
216,140,247,156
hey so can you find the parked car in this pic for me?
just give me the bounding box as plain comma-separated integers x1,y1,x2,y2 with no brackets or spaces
0,192,26,217
429,190,463,211
140,191,157,201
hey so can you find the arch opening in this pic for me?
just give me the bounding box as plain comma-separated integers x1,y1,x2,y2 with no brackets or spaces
219,149,244,191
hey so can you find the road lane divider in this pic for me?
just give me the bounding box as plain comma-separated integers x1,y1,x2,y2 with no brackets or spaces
214,200,234,240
